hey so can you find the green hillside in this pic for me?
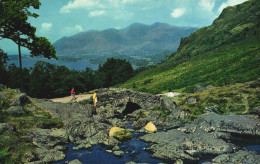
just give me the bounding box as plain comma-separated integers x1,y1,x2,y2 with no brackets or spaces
120,0,260,94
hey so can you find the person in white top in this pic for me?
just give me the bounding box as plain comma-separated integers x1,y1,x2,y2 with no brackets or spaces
167,91,174,97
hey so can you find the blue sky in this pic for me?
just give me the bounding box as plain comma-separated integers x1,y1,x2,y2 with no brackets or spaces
0,0,246,54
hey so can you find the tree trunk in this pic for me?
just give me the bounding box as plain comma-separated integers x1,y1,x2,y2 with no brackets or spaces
18,38,23,91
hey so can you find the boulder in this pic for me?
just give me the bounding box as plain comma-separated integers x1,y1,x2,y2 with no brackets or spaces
11,93,30,106
28,128,68,149
251,106,260,115
109,127,125,137
113,150,124,157
194,85,204,92
179,111,260,136
109,127,131,141
144,121,157,132
7,106,24,115
0,123,15,132
69,159,83,164
139,128,236,162
161,98,176,111
187,97,197,104
204,150,260,164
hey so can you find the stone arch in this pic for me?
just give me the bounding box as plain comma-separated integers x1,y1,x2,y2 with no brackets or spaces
122,102,142,116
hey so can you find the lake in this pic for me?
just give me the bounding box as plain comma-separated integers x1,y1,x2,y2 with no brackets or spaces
7,55,99,71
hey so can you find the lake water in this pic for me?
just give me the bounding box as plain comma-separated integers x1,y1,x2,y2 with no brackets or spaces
7,56,99,71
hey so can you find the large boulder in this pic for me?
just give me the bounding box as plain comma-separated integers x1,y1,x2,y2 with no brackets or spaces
139,128,236,162
109,127,125,137
109,127,132,141
28,128,68,149
204,150,260,164
179,111,260,136
144,121,157,132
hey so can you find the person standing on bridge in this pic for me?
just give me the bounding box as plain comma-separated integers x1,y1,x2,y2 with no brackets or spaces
93,91,98,108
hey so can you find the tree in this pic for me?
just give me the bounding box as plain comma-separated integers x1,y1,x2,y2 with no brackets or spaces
0,49,9,85
0,0,57,90
97,58,133,87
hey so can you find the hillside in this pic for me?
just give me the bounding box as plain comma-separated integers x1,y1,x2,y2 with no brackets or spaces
53,22,197,57
120,0,260,94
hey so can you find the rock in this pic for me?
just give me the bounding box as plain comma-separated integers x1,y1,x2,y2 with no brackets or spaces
72,143,92,150
106,150,113,153
179,111,260,136
113,150,124,157
28,128,68,149
174,159,183,164
42,150,65,163
205,85,213,89
22,151,37,162
251,106,260,115
11,93,30,106
161,98,176,111
206,150,260,164
109,127,125,137
33,148,65,163
112,146,120,151
187,97,196,104
194,85,204,92
139,128,236,162
7,106,24,115
144,121,157,132
0,123,15,132
114,130,132,141
69,159,82,164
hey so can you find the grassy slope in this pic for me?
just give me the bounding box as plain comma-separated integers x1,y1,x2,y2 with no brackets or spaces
120,0,260,94
173,79,260,119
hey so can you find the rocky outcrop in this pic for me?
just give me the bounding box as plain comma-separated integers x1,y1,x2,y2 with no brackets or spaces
204,150,260,164
139,128,237,162
179,110,260,136
21,128,69,163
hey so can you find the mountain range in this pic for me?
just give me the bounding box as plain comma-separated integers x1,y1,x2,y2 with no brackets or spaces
120,0,260,93
53,22,198,57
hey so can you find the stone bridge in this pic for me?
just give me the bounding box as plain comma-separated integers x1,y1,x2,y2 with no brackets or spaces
95,88,174,115
97,88,161,108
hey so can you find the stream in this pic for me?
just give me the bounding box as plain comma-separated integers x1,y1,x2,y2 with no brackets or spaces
54,132,163,164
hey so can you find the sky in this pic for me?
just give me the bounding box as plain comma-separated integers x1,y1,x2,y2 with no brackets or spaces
0,0,247,54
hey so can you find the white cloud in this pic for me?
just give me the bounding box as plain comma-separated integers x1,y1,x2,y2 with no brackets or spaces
62,25,83,36
41,23,52,32
89,10,105,16
60,0,103,13
122,0,137,3
171,8,186,18
218,0,246,13
74,25,83,31
199,0,215,12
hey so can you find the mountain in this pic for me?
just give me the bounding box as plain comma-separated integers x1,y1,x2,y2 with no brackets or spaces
53,22,198,57
120,0,260,94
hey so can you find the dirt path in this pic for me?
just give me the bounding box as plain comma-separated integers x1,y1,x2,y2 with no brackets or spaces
51,92,181,104
51,94,93,103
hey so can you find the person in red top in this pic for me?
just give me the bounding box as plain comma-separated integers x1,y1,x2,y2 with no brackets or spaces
71,87,77,100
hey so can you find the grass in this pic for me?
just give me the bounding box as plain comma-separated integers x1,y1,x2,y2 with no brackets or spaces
120,38,260,94
120,0,260,94
0,87,64,163
174,80,260,120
